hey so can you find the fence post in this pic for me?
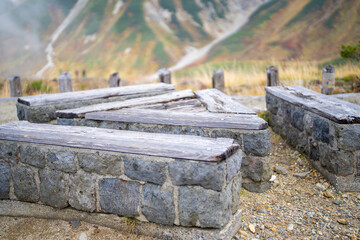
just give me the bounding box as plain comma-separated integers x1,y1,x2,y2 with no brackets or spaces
58,72,72,93
158,69,171,84
266,66,279,86
321,65,335,95
212,69,225,91
109,72,121,87
8,75,22,97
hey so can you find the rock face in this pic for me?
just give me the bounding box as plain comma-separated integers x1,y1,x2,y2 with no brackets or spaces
12,165,39,202
0,161,11,199
266,86,360,191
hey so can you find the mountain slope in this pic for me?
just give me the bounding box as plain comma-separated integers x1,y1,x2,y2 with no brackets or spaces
207,0,360,62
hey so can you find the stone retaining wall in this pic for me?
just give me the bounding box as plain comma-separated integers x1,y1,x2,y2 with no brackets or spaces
17,92,168,123
57,118,272,193
0,140,243,229
266,93,360,191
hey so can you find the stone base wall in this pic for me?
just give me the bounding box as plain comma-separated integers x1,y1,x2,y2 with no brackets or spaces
17,92,171,123
266,94,360,191
58,118,272,193
0,140,243,229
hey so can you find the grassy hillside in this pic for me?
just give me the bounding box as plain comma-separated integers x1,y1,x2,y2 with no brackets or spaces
208,0,360,62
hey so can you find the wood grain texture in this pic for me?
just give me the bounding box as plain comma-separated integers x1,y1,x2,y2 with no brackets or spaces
0,121,238,162
18,83,175,107
194,89,256,114
133,99,207,112
56,90,195,118
265,85,360,124
85,108,268,130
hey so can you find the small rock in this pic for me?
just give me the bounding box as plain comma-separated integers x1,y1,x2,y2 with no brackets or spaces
297,158,303,166
79,232,88,240
293,171,311,179
239,230,247,236
260,224,265,230
324,190,335,198
287,224,294,231
274,166,288,175
357,194,360,200
69,220,80,227
315,183,327,191
269,175,276,182
257,208,267,214
333,199,342,205
232,234,240,240
249,223,256,233
337,219,348,225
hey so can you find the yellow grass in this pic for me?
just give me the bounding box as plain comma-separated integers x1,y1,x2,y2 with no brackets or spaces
0,60,359,98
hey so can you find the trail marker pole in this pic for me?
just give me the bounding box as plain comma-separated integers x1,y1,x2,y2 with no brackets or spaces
9,75,22,97
212,69,225,92
59,72,72,93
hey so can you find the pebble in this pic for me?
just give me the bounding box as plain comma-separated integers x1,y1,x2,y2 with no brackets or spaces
337,219,348,225
297,158,303,166
68,220,80,227
357,195,360,200
79,232,88,240
239,230,247,236
315,183,327,192
274,166,288,175
249,224,256,233
270,175,277,182
324,190,335,198
293,171,311,179
333,199,342,205
232,234,240,240
257,208,267,214
287,224,294,231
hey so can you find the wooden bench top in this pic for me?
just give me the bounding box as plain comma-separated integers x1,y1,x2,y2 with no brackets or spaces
266,86,360,124
85,108,268,130
56,90,195,118
0,121,238,162
195,89,256,115
18,83,174,107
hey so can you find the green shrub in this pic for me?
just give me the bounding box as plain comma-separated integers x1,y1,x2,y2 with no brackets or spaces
340,40,360,62
26,81,52,94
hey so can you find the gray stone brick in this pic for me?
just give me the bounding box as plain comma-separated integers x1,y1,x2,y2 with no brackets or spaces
357,154,360,177
266,95,278,114
286,127,299,148
313,117,329,143
290,107,304,131
99,121,127,130
241,156,272,183
39,168,69,208
125,157,167,185
309,138,319,161
12,165,39,202
338,125,360,151
26,105,57,123
319,146,354,176
99,178,140,217
78,152,122,176
19,145,46,168
47,150,76,173
226,150,242,183
231,173,242,214
178,186,231,228
141,184,175,225
57,118,78,126
0,142,18,164
304,114,313,135
210,130,242,147
243,131,270,156
69,171,97,212
241,181,271,193
169,160,225,191
0,162,10,199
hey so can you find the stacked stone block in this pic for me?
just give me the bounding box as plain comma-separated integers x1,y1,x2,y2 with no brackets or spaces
266,89,360,191
0,141,243,228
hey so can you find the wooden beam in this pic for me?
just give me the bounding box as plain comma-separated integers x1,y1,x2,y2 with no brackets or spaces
56,90,195,118
85,108,268,130
194,89,256,114
18,83,175,107
265,85,360,124
0,121,239,162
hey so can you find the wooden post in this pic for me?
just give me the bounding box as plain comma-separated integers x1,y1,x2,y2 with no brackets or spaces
109,72,121,87
321,65,335,95
8,75,22,97
212,69,225,92
158,69,171,84
58,72,72,93
266,66,279,86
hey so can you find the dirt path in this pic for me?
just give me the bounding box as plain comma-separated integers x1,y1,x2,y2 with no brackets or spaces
0,99,18,125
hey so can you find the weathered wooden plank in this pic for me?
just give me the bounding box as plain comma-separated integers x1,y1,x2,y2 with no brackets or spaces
18,83,175,107
265,85,360,124
56,90,195,118
0,121,239,162
194,89,256,114
85,108,268,130
134,99,206,112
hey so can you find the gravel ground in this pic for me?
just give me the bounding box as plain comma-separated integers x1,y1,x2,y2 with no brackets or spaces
0,98,359,240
